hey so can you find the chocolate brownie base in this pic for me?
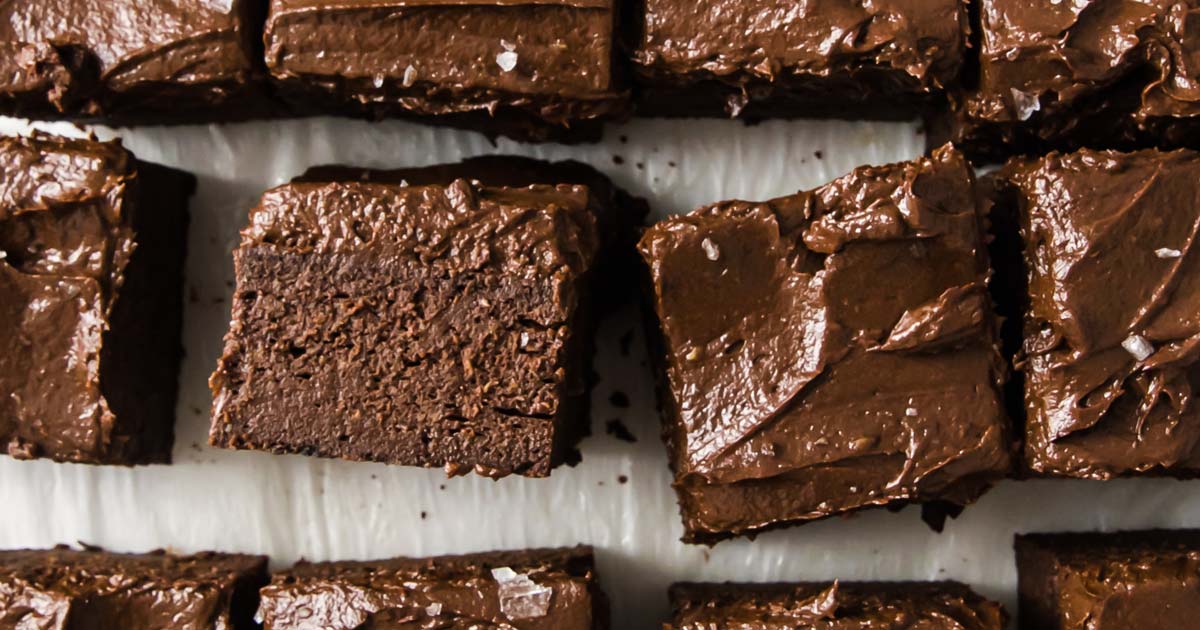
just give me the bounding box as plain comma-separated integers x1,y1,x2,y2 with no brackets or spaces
666,581,1006,629
258,546,607,629
1,133,192,465
639,144,1011,543
0,546,268,629
209,157,642,477
994,149,1200,478
264,0,629,143
0,0,269,124
1016,530,1200,630
630,0,966,120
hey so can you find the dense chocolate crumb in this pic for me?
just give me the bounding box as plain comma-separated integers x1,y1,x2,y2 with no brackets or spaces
612,155,625,165
608,391,631,408
618,475,628,484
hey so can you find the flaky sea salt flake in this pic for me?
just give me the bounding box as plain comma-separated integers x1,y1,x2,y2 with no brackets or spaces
492,567,553,620
701,237,721,261
496,51,518,72
1122,334,1154,361
1156,247,1182,259
1010,88,1041,121
402,65,418,87
426,602,443,617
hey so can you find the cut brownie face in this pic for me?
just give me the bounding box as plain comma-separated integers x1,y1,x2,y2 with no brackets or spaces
0,133,193,465
0,546,268,629
931,0,1200,160
667,581,1006,629
0,1,267,124
257,547,606,630
209,157,643,477
264,0,629,142
639,145,1011,543
630,0,966,119
1016,530,1200,630
996,149,1200,478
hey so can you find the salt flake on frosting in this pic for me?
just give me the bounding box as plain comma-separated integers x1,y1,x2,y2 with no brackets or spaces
701,237,721,261
496,51,518,73
491,567,553,619
207,0,234,12
426,602,443,617
1122,334,1154,361
1156,247,1183,258
1010,88,1041,121
402,65,418,88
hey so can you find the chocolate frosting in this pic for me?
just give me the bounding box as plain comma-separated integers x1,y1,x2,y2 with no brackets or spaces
1016,531,1200,630
935,0,1200,159
631,0,966,118
0,0,266,122
257,547,604,630
209,161,632,476
0,546,268,629
667,581,1006,629
265,0,629,140
997,149,1200,478
639,145,1011,543
2,135,127,462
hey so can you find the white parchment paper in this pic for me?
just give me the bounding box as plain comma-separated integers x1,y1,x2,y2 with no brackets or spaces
2,115,1198,629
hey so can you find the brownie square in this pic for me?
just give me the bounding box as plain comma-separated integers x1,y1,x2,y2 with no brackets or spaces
638,145,1011,543
209,157,643,477
1016,530,1200,630
0,133,192,465
257,547,607,629
930,0,1200,160
0,1,268,124
630,0,966,119
995,149,1200,478
666,581,1006,629
0,546,268,629
263,0,629,142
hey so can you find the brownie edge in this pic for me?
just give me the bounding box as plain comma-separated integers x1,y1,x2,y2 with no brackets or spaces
258,546,607,629
0,545,269,629
666,581,1006,629
1,133,192,465
209,157,644,477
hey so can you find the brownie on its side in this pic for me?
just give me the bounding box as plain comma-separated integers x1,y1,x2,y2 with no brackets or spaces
994,149,1200,478
0,1,268,124
1016,531,1200,630
666,581,1006,629
0,546,268,629
209,157,644,477
930,0,1200,161
630,0,966,120
0,133,193,465
263,0,629,142
638,144,1011,543
258,547,607,629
